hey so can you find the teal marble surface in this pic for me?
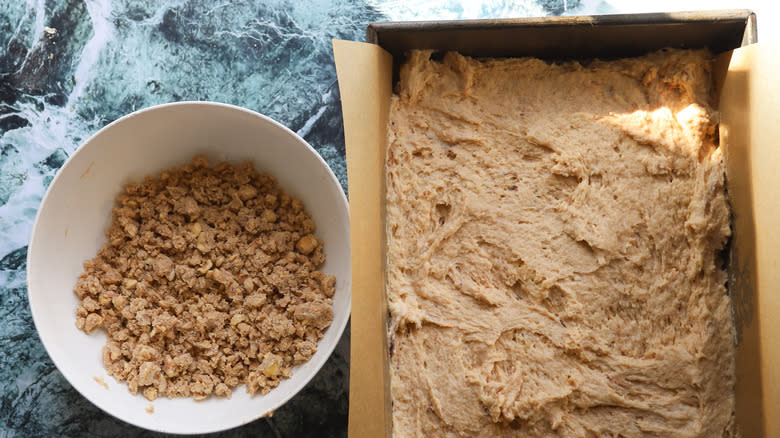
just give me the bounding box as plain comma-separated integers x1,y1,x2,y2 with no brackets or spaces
0,0,588,436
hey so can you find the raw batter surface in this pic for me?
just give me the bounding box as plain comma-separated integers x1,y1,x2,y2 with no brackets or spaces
385,50,735,437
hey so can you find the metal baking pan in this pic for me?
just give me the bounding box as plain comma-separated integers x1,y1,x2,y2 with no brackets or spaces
368,10,756,77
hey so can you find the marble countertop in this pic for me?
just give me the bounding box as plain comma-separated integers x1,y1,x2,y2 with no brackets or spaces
0,0,771,436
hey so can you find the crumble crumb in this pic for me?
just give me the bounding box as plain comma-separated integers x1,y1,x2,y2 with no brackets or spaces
93,376,109,390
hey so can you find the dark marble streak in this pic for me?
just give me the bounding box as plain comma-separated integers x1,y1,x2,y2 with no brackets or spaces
0,0,383,436
2,1,91,96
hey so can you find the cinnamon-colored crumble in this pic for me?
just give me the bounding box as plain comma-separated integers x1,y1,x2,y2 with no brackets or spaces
74,156,335,401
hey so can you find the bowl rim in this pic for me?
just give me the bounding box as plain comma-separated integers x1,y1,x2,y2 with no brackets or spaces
26,101,351,434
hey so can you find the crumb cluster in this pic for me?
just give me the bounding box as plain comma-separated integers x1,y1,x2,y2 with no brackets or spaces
74,156,335,401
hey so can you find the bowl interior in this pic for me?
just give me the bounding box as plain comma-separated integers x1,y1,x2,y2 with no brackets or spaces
27,102,351,434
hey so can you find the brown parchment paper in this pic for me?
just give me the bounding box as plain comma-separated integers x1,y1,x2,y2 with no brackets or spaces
720,42,780,438
333,39,393,438
334,38,779,438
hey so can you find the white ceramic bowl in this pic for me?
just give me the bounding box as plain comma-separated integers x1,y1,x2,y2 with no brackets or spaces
26,102,351,434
